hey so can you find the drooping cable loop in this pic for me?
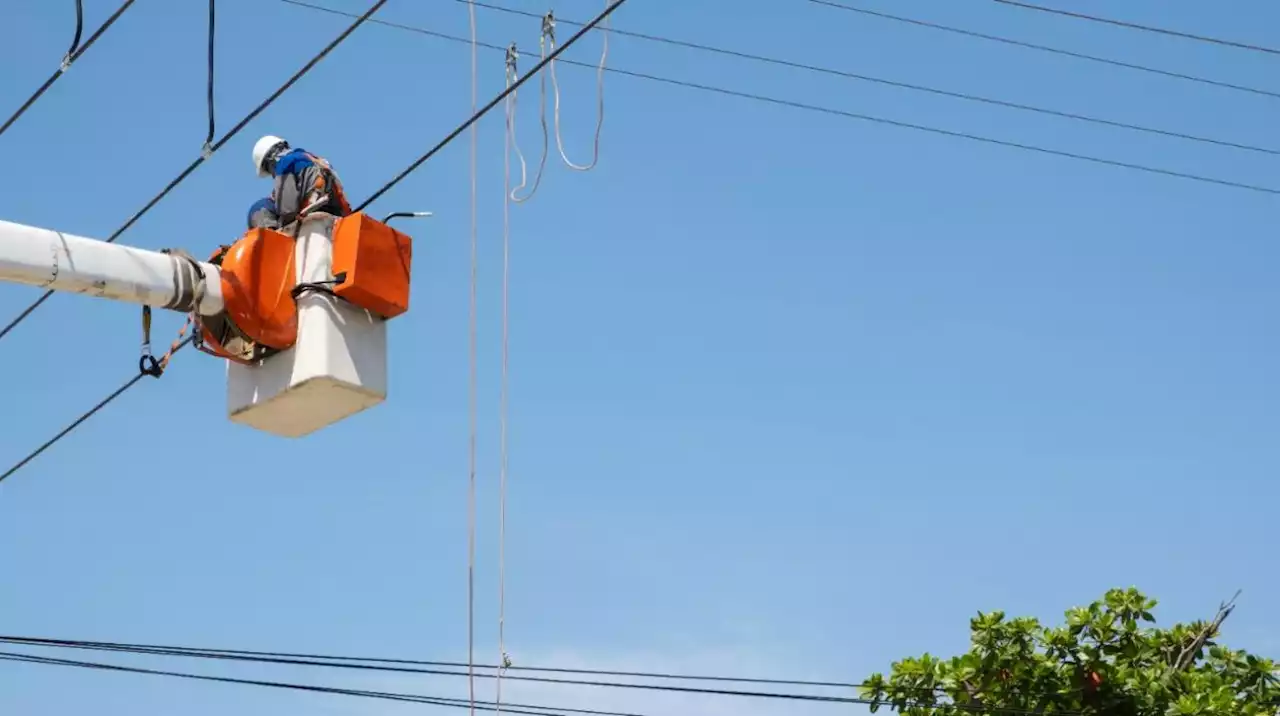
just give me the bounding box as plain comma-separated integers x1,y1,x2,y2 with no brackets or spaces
467,0,1280,158
354,0,630,212
506,39,549,204
546,4,609,172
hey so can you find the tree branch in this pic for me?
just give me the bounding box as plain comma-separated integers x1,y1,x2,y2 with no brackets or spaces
960,679,985,710
1174,589,1241,672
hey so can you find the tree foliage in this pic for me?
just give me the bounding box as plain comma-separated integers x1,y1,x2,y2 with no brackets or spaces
861,588,1278,716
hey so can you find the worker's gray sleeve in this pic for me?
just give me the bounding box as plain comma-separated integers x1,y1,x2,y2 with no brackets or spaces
248,204,281,230
272,166,330,225
272,172,303,226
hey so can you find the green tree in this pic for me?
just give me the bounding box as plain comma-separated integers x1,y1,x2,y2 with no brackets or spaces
861,588,1278,715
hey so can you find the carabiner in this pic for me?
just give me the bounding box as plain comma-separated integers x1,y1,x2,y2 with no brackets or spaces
139,354,163,378
139,305,162,377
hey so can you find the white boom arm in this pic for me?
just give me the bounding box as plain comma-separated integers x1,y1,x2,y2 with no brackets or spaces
0,215,399,439
0,219,223,315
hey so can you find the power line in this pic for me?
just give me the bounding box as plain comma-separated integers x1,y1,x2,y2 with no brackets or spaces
0,634,863,689
0,0,139,140
462,0,1280,157
499,30,515,716
204,0,217,153
10,641,1280,714
466,0,479,714
992,0,1280,57
283,0,1280,197
67,0,85,58
1,637,889,701
0,651,641,716
0,338,194,487
0,0,389,346
0,641,1079,715
352,0,631,212
807,0,1280,101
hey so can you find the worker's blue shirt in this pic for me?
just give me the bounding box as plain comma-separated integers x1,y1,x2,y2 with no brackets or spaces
274,148,316,178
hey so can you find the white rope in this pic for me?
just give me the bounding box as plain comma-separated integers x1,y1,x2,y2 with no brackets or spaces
497,44,517,716
508,40,549,204
547,4,609,172
465,2,479,716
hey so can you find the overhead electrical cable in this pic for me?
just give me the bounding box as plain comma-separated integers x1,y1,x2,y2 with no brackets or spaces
499,41,517,716
284,0,1280,197
807,0,1280,101
0,338,194,487
992,0,1280,57
0,0,593,493
0,0,139,140
205,0,217,154
0,634,866,689
0,0,388,345
463,0,1280,157
466,2,480,716
0,645,1086,715
352,0,631,213
68,0,86,58
0,652,640,716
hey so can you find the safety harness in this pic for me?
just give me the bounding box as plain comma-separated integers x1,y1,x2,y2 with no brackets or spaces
293,150,351,218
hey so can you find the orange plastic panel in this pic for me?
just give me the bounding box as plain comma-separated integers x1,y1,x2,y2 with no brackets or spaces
219,227,298,350
332,213,413,319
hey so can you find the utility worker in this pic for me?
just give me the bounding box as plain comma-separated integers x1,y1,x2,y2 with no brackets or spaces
246,196,281,230
251,135,351,227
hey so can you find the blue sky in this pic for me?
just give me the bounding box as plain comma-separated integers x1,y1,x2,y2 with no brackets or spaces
2,0,1279,713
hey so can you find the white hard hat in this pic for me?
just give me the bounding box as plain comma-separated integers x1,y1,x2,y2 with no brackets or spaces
252,135,288,178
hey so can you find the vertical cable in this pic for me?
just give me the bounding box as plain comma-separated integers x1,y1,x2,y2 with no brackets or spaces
497,42,517,716
466,2,479,716
204,0,216,155
67,0,85,60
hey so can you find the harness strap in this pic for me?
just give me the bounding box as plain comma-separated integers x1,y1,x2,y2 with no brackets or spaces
302,151,351,215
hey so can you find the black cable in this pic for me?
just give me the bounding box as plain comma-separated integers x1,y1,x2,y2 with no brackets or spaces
0,637,1071,715
0,0,139,140
284,0,1280,197
0,652,632,716
353,0,630,212
0,646,1084,716
0,0,388,346
0,634,864,690
68,0,85,58
462,0,1280,157
205,0,216,150
0,337,193,487
807,0,1280,101
993,0,1280,57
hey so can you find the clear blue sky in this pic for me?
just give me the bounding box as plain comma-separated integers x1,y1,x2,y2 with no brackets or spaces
2,0,1278,713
